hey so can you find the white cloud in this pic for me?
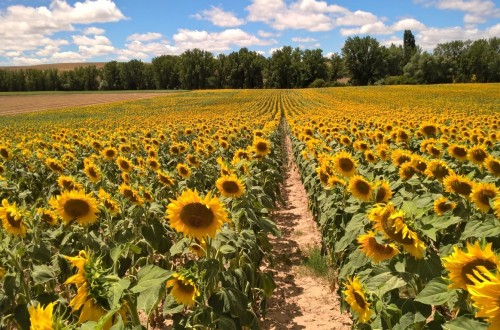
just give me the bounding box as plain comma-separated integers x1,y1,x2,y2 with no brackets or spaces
51,51,86,62
11,56,48,66
258,30,279,37
127,32,163,42
83,27,105,35
292,37,317,42
417,23,500,50
195,6,245,27
173,28,276,52
416,0,500,24
72,34,112,46
340,18,426,36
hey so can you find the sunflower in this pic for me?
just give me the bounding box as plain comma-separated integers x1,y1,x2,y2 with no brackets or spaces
433,197,457,216
466,266,500,330
374,181,392,203
166,273,200,306
425,160,452,182
189,238,207,257
147,157,161,171
442,241,498,290
443,173,474,198
0,199,27,237
411,156,428,173
375,144,390,161
28,302,54,330
484,155,500,176
216,157,232,176
50,190,99,226
166,189,229,240
0,145,12,160
348,175,373,202
83,163,101,183
119,183,143,206
343,276,373,323
327,175,346,188
391,150,412,167
176,163,191,179
399,162,418,180
468,145,489,165
37,208,59,226
45,158,64,173
364,150,377,163
253,138,271,157
157,170,175,187
470,182,499,213
186,154,200,168
101,147,118,161
448,144,468,161
369,204,426,259
97,189,120,215
317,165,331,186
116,156,133,173
357,231,399,263
332,151,357,177
216,175,246,198
64,250,111,327
420,123,439,137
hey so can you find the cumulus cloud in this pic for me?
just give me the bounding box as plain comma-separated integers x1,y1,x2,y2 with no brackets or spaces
194,6,245,27
340,18,426,36
83,27,105,35
417,23,500,50
415,0,500,24
127,32,163,42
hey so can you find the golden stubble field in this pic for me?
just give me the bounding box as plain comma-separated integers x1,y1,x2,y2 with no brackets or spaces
0,92,174,116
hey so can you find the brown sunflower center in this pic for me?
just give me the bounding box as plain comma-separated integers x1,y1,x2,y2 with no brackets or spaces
221,180,241,194
41,213,54,223
452,147,467,158
471,149,487,162
120,161,130,170
62,180,75,190
354,180,371,196
6,211,21,228
49,162,63,172
180,203,214,228
106,149,116,157
396,155,411,166
353,291,367,309
319,171,329,185
177,280,195,294
461,259,497,285
450,180,473,196
437,202,452,213
371,239,396,255
0,148,9,159
489,160,500,174
476,189,495,206
339,158,354,172
432,165,450,179
256,142,269,153
402,166,417,179
179,167,189,175
88,167,98,178
375,188,387,203
422,126,437,136
64,199,90,218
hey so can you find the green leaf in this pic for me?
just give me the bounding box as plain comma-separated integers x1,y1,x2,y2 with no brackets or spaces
169,238,190,256
365,272,407,297
31,265,55,285
137,286,164,315
109,279,131,309
131,265,172,293
443,316,488,330
163,294,185,315
461,218,500,240
415,277,456,305
219,245,237,255
406,253,443,282
334,213,366,253
216,316,237,330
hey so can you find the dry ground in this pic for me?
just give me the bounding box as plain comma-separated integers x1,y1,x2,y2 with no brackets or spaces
0,92,169,116
260,134,352,330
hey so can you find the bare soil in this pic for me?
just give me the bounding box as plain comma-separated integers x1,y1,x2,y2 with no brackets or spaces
0,93,169,116
260,133,352,330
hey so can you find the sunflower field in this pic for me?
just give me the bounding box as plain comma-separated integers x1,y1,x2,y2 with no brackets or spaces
0,84,499,330
286,84,500,329
0,90,284,329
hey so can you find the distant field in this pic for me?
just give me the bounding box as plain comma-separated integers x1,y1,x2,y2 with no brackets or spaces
0,91,183,116
0,62,107,71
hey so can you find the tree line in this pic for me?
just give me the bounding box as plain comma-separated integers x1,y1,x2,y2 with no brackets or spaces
0,31,498,92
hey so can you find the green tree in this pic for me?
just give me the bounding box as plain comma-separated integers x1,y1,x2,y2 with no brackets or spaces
102,61,123,90
179,49,215,89
267,46,294,88
151,55,180,89
342,36,384,85
327,53,345,82
403,30,417,64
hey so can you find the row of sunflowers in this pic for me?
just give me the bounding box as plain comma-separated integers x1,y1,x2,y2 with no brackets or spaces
286,84,499,329
0,90,285,329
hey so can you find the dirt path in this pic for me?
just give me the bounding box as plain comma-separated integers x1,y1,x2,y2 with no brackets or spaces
261,133,352,330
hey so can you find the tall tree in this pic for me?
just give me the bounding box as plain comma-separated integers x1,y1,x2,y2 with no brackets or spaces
267,46,294,88
342,36,384,85
403,30,417,64
151,55,180,89
102,61,123,90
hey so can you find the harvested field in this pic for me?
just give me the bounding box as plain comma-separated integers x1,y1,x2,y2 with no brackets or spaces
0,92,176,116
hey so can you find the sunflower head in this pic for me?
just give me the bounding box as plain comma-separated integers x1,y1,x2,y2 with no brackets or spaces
0,146,12,160
333,151,357,177
167,272,201,306
101,147,118,160
448,144,468,161
343,276,373,323
253,138,271,157
166,189,229,240
119,183,143,206
424,160,452,182
147,157,161,170
0,199,27,237
420,123,439,137
374,181,393,203
37,208,59,226
471,182,499,213
348,175,373,202
84,163,101,183
468,146,489,165
484,155,500,177
466,265,500,329
433,197,457,216
399,162,418,181
176,163,192,179
391,150,412,167
357,231,399,263
116,156,133,173
50,190,99,226
216,175,246,198
45,158,64,173
442,241,499,290
443,174,474,198
28,302,54,330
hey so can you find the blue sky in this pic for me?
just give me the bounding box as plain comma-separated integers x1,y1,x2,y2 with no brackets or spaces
0,0,499,65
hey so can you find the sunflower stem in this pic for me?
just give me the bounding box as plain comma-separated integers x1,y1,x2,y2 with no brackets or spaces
7,248,30,302
124,295,142,327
